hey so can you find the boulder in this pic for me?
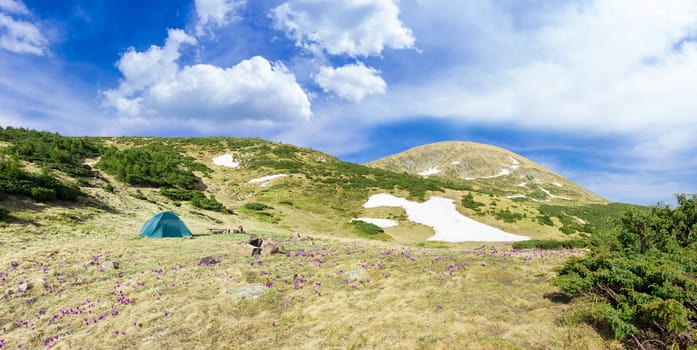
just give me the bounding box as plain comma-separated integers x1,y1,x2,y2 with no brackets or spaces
231,284,267,300
198,256,221,266
261,239,285,256
248,235,264,257
346,270,365,281
248,235,263,247
17,282,31,293
102,260,120,270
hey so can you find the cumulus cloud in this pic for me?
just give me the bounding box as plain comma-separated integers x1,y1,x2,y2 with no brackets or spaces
0,0,28,14
194,0,245,35
103,29,312,125
315,62,386,101
270,0,414,57
339,1,697,167
0,0,47,55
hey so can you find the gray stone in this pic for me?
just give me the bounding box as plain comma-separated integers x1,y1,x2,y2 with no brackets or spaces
17,282,31,293
261,239,285,256
198,256,221,266
231,284,267,300
102,260,120,269
346,270,365,281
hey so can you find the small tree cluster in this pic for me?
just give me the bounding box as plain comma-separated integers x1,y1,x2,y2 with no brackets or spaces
555,194,697,348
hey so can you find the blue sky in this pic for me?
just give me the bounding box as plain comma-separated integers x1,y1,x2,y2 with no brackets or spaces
2,0,697,205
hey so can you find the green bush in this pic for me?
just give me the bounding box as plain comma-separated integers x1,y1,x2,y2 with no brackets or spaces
512,239,586,250
160,188,194,201
191,192,228,213
30,187,56,201
244,202,272,211
461,193,484,210
351,220,384,235
0,156,82,201
97,145,209,189
536,214,554,226
0,127,101,178
495,209,525,223
0,205,9,220
555,194,697,348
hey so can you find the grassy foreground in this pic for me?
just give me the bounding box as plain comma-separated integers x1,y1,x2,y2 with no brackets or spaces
0,228,617,349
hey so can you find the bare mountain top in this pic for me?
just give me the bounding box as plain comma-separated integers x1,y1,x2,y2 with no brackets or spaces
368,141,605,203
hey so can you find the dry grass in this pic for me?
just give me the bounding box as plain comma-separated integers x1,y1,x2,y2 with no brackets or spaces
1,209,617,349
0,155,611,349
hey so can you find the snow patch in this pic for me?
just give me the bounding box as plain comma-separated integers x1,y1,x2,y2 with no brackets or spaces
351,218,398,228
248,174,288,184
506,195,527,199
539,188,572,200
452,161,460,165
213,154,239,168
552,182,562,187
483,168,511,178
509,156,520,169
363,194,529,242
418,167,441,176
467,168,512,180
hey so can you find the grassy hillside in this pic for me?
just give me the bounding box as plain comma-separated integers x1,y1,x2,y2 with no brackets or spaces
1,127,666,348
0,127,644,243
368,141,605,203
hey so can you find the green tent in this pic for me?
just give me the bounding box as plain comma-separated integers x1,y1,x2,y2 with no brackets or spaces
140,212,192,238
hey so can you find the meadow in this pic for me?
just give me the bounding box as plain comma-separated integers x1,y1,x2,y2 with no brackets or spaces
0,227,614,349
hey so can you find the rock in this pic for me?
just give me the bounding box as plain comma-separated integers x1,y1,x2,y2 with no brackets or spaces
231,284,267,300
102,260,120,269
290,232,302,240
248,235,263,247
248,235,264,258
10,261,19,268
346,270,365,281
198,256,221,266
17,282,31,293
261,239,285,256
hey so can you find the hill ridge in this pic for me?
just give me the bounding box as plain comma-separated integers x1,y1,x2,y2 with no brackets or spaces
368,140,605,203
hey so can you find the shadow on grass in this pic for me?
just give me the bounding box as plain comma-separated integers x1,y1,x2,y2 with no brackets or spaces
543,291,572,304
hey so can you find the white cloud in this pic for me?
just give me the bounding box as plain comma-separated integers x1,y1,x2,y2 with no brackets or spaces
0,1,47,56
194,0,245,35
103,29,312,126
0,0,28,14
114,29,196,96
581,171,697,206
315,62,386,101
0,50,107,135
270,0,414,57
328,0,697,168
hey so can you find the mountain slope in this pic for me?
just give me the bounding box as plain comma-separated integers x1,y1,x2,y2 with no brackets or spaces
368,141,605,203
1,128,640,244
